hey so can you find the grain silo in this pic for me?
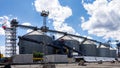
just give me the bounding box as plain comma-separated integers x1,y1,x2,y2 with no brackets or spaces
18,30,53,55
110,48,117,58
80,40,97,56
59,36,80,55
97,45,110,57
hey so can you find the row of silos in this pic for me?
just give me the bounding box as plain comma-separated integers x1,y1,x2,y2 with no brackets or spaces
99,46,116,57
57,36,117,58
18,31,117,58
80,43,116,58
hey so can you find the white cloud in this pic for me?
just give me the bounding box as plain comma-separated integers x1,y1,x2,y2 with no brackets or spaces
34,0,78,35
0,16,11,35
0,16,10,27
0,28,5,35
22,22,33,33
22,22,31,26
80,16,85,23
81,0,120,40
83,35,93,39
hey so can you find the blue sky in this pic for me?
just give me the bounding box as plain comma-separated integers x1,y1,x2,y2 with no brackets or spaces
0,0,120,55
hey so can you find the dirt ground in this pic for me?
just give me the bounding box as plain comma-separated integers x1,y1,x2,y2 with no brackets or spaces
0,62,120,68
56,62,120,68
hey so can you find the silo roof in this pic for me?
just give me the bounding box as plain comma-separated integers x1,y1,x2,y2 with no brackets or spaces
61,36,73,40
110,47,117,50
101,45,107,48
98,45,108,48
83,40,95,44
24,30,45,36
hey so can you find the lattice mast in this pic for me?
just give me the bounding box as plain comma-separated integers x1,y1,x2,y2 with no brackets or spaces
2,19,17,57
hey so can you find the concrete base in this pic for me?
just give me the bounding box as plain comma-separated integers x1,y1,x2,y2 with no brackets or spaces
43,54,68,63
12,54,33,63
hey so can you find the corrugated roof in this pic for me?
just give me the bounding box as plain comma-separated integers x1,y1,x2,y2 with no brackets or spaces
100,45,108,48
110,47,116,50
24,30,45,36
60,36,73,40
83,40,95,44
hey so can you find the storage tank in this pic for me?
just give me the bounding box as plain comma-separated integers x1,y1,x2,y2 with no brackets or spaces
60,36,80,55
110,48,117,58
18,30,53,54
97,45,110,57
61,36,80,51
80,40,97,56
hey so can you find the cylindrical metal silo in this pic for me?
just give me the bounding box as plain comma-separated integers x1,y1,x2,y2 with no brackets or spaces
18,30,53,55
97,45,110,57
60,36,80,55
61,36,80,51
110,48,117,58
80,44,97,56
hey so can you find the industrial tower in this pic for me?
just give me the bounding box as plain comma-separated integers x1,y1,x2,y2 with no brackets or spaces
2,19,17,57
